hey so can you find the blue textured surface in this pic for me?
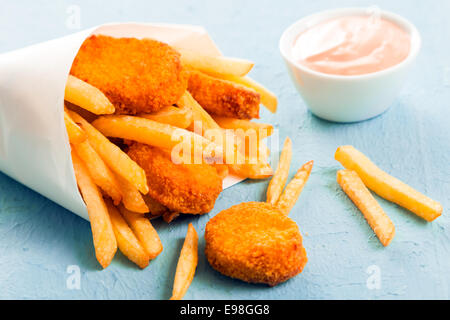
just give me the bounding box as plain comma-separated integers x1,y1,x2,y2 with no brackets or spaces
0,0,449,300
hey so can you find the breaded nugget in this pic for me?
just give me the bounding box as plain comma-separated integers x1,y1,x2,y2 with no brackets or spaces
70,35,187,114
127,143,222,214
205,202,307,286
187,70,260,119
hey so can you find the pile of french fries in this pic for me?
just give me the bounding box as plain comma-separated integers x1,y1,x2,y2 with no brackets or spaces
335,145,443,246
62,39,443,298
63,46,279,299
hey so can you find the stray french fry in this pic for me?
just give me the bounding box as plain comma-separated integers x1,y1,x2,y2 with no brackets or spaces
276,160,313,215
213,74,278,113
267,137,293,205
91,115,222,162
71,150,117,268
337,170,395,246
73,140,122,205
170,223,198,300
119,205,163,259
65,75,115,115
212,116,274,140
68,110,149,194
115,174,149,214
335,146,443,222
106,200,149,268
64,109,87,144
139,106,193,129
177,48,254,77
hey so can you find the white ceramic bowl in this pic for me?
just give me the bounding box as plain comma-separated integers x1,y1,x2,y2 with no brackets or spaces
279,8,421,122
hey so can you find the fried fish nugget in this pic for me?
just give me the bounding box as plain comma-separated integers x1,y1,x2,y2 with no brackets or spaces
205,202,307,286
187,70,260,119
127,143,222,214
70,35,187,114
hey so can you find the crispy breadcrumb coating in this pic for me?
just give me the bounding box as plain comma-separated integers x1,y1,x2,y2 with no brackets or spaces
127,143,222,214
205,202,307,286
70,35,187,114
187,70,260,119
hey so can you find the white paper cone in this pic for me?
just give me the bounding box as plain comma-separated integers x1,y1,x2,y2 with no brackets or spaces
0,23,244,221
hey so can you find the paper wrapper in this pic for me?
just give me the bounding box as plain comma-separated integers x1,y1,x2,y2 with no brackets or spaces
0,23,245,221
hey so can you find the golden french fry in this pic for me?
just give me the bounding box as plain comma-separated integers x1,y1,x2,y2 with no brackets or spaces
91,115,222,162
68,110,149,194
182,91,245,164
212,116,274,140
177,48,254,77
64,109,87,144
115,174,149,214
73,140,122,205
139,106,193,129
212,74,277,113
119,205,163,260
170,223,198,300
106,200,149,268
71,150,117,268
276,160,313,215
65,75,115,115
267,137,293,205
337,170,395,246
335,145,442,222
178,91,220,132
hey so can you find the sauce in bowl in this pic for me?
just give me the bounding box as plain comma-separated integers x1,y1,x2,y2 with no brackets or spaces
292,15,411,76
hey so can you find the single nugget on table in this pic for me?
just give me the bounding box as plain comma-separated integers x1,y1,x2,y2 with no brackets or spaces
205,202,307,286
187,70,260,119
70,35,187,114
127,143,223,214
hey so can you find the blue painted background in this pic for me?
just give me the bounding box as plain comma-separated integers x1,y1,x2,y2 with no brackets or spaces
0,0,449,299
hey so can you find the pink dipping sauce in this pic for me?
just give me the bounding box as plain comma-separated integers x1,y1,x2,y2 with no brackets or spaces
292,15,411,76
